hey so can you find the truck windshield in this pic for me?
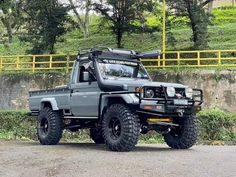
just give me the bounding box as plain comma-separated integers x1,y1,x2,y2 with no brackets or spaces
98,59,149,80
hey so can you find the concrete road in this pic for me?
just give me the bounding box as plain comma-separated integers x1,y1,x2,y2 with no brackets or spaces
0,141,235,177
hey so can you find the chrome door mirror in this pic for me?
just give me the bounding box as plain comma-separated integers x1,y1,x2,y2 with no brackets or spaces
82,71,90,82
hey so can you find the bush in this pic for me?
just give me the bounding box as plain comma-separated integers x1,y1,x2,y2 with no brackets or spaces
0,110,91,142
168,16,189,29
197,107,236,142
0,110,36,140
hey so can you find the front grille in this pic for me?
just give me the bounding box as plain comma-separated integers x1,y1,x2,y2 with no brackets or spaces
175,88,186,99
144,86,186,99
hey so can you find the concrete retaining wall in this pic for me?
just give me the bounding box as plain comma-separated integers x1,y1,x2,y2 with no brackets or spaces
0,70,235,112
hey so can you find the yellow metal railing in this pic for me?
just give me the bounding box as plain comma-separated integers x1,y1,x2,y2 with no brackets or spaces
0,50,236,72
0,54,76,73
141,49,236,68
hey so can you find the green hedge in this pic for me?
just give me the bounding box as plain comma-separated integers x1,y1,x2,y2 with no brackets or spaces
0,110,36,140
0,109,235,143
197,108,236,143
0,110,91,142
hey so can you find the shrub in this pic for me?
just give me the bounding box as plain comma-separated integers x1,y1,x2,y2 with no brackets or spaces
0,110,36,140
168,16,189,29
197,107,236,142
0,110,90,141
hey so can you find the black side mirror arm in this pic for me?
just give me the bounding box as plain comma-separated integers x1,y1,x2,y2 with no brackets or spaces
89,73,92,85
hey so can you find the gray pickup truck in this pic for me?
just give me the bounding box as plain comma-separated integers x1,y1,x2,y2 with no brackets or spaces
29,47,203,152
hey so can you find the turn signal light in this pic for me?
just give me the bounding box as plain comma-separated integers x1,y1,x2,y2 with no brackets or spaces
135,87,144,93
143,105,153,110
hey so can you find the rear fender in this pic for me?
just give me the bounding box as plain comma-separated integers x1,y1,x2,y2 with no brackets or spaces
40,98,59,111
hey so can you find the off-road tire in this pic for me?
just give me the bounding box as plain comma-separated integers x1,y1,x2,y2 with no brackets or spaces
102,104,140,152
37,107,63,145
90,128,105,144
164,115,198,149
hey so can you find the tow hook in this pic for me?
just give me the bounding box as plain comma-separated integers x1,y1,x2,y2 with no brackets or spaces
176,109,184,117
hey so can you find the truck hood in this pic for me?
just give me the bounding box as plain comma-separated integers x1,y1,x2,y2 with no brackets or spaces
143,81,187,88
104,78,188,90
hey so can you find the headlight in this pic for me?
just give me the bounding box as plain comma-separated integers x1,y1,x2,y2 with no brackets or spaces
146,89,155,98
185,88,193,98
166,87,175,97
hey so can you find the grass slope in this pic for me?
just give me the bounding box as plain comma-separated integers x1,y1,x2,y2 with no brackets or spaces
0,22,235,56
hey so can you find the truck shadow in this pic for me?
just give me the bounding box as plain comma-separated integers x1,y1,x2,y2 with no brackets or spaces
23,142,193,152
58,143,190,152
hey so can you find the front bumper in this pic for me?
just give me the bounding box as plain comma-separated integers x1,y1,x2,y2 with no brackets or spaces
138,101,201,117
98,88,203,118
137,87,203,117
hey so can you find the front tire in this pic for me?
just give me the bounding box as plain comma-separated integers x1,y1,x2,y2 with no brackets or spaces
164,115,198,149
102,104,140,152
37,107,63,145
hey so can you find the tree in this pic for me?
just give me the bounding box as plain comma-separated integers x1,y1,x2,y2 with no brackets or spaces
21,0,70,54
94,0,153,48
0,0,22,43
67,0,92,38
168,0,214,49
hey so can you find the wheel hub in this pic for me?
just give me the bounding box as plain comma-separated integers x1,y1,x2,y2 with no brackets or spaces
40,118,49,135
109,117,121,140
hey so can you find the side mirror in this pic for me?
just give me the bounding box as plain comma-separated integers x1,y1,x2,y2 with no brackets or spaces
82,71,90,82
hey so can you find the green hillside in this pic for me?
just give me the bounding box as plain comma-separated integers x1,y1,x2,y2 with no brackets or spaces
0,8,236,55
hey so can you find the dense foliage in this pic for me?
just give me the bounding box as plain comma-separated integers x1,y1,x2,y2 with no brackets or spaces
94,0,154,48
198,107,236,142
0,0,23,43
0,1,236,54
19,0,70,54
167,0,214,49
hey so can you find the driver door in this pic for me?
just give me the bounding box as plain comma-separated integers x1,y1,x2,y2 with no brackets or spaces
70,61,100,118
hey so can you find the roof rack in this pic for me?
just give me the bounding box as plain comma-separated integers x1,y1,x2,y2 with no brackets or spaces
78,46,161,60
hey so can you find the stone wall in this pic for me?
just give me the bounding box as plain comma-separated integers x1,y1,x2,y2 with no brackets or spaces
0,73,68,110
150,70,236,112
0,70,235,112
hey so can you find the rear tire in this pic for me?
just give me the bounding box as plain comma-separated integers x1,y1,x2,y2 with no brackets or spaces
102,104,140,152
90,128,104,144
37,107,63,145
164,115,198,149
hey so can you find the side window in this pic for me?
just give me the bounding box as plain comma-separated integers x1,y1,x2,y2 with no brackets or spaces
78,66,86,83
71,61,79,84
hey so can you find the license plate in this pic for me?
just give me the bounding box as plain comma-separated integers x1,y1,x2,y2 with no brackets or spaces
174,99,188,105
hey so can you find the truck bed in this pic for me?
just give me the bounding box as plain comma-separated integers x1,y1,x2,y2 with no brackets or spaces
29,85,71,112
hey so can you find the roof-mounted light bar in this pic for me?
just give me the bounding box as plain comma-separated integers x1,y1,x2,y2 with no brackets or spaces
107,48,137,56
